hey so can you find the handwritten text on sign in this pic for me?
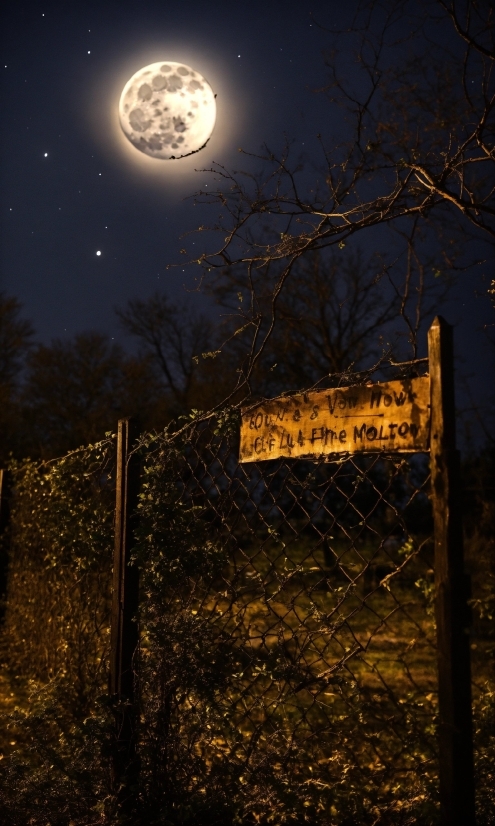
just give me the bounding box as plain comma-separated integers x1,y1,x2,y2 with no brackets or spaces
239,377,430,462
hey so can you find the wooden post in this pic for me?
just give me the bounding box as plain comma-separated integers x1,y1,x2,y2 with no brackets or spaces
110,418,140,793
428,316,475,826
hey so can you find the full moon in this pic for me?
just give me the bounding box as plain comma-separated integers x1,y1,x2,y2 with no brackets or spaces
118,61,216,160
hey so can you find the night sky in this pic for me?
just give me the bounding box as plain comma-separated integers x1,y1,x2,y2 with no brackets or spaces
1,0,493,434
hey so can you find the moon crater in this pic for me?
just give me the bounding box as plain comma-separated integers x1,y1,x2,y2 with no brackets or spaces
119,61,216,159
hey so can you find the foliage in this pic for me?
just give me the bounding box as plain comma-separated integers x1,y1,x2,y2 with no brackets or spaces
0,292,35,466
0,679,115,826
0,5,492,817
186,0,494,396
0,428,493,825
0,291,34,390
0,439,115,703
116,293,215,411
22,333,162,458
474,685,495,826
129,433,237,823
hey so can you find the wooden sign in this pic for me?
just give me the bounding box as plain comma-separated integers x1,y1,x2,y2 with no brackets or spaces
239,377,430,462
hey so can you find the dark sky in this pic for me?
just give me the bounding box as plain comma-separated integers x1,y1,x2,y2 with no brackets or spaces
1,0,493,438
1,0,343,337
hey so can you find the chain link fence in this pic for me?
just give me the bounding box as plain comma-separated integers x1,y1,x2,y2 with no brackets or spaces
142,401,439,821
2,364,493,823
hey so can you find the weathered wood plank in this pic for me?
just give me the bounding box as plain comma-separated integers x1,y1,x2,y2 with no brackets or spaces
240,376,430,462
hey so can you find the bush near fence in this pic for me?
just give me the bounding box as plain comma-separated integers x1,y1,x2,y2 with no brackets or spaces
0,442,115,701
0,422,493,826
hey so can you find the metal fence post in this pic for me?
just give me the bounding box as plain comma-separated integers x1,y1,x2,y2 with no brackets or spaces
428,316,475,825
110,418,140,796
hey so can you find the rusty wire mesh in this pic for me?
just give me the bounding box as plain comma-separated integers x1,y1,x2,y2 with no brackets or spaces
153,408,439,819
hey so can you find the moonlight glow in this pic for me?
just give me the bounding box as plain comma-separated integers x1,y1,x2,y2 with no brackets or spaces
118,61,216,160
